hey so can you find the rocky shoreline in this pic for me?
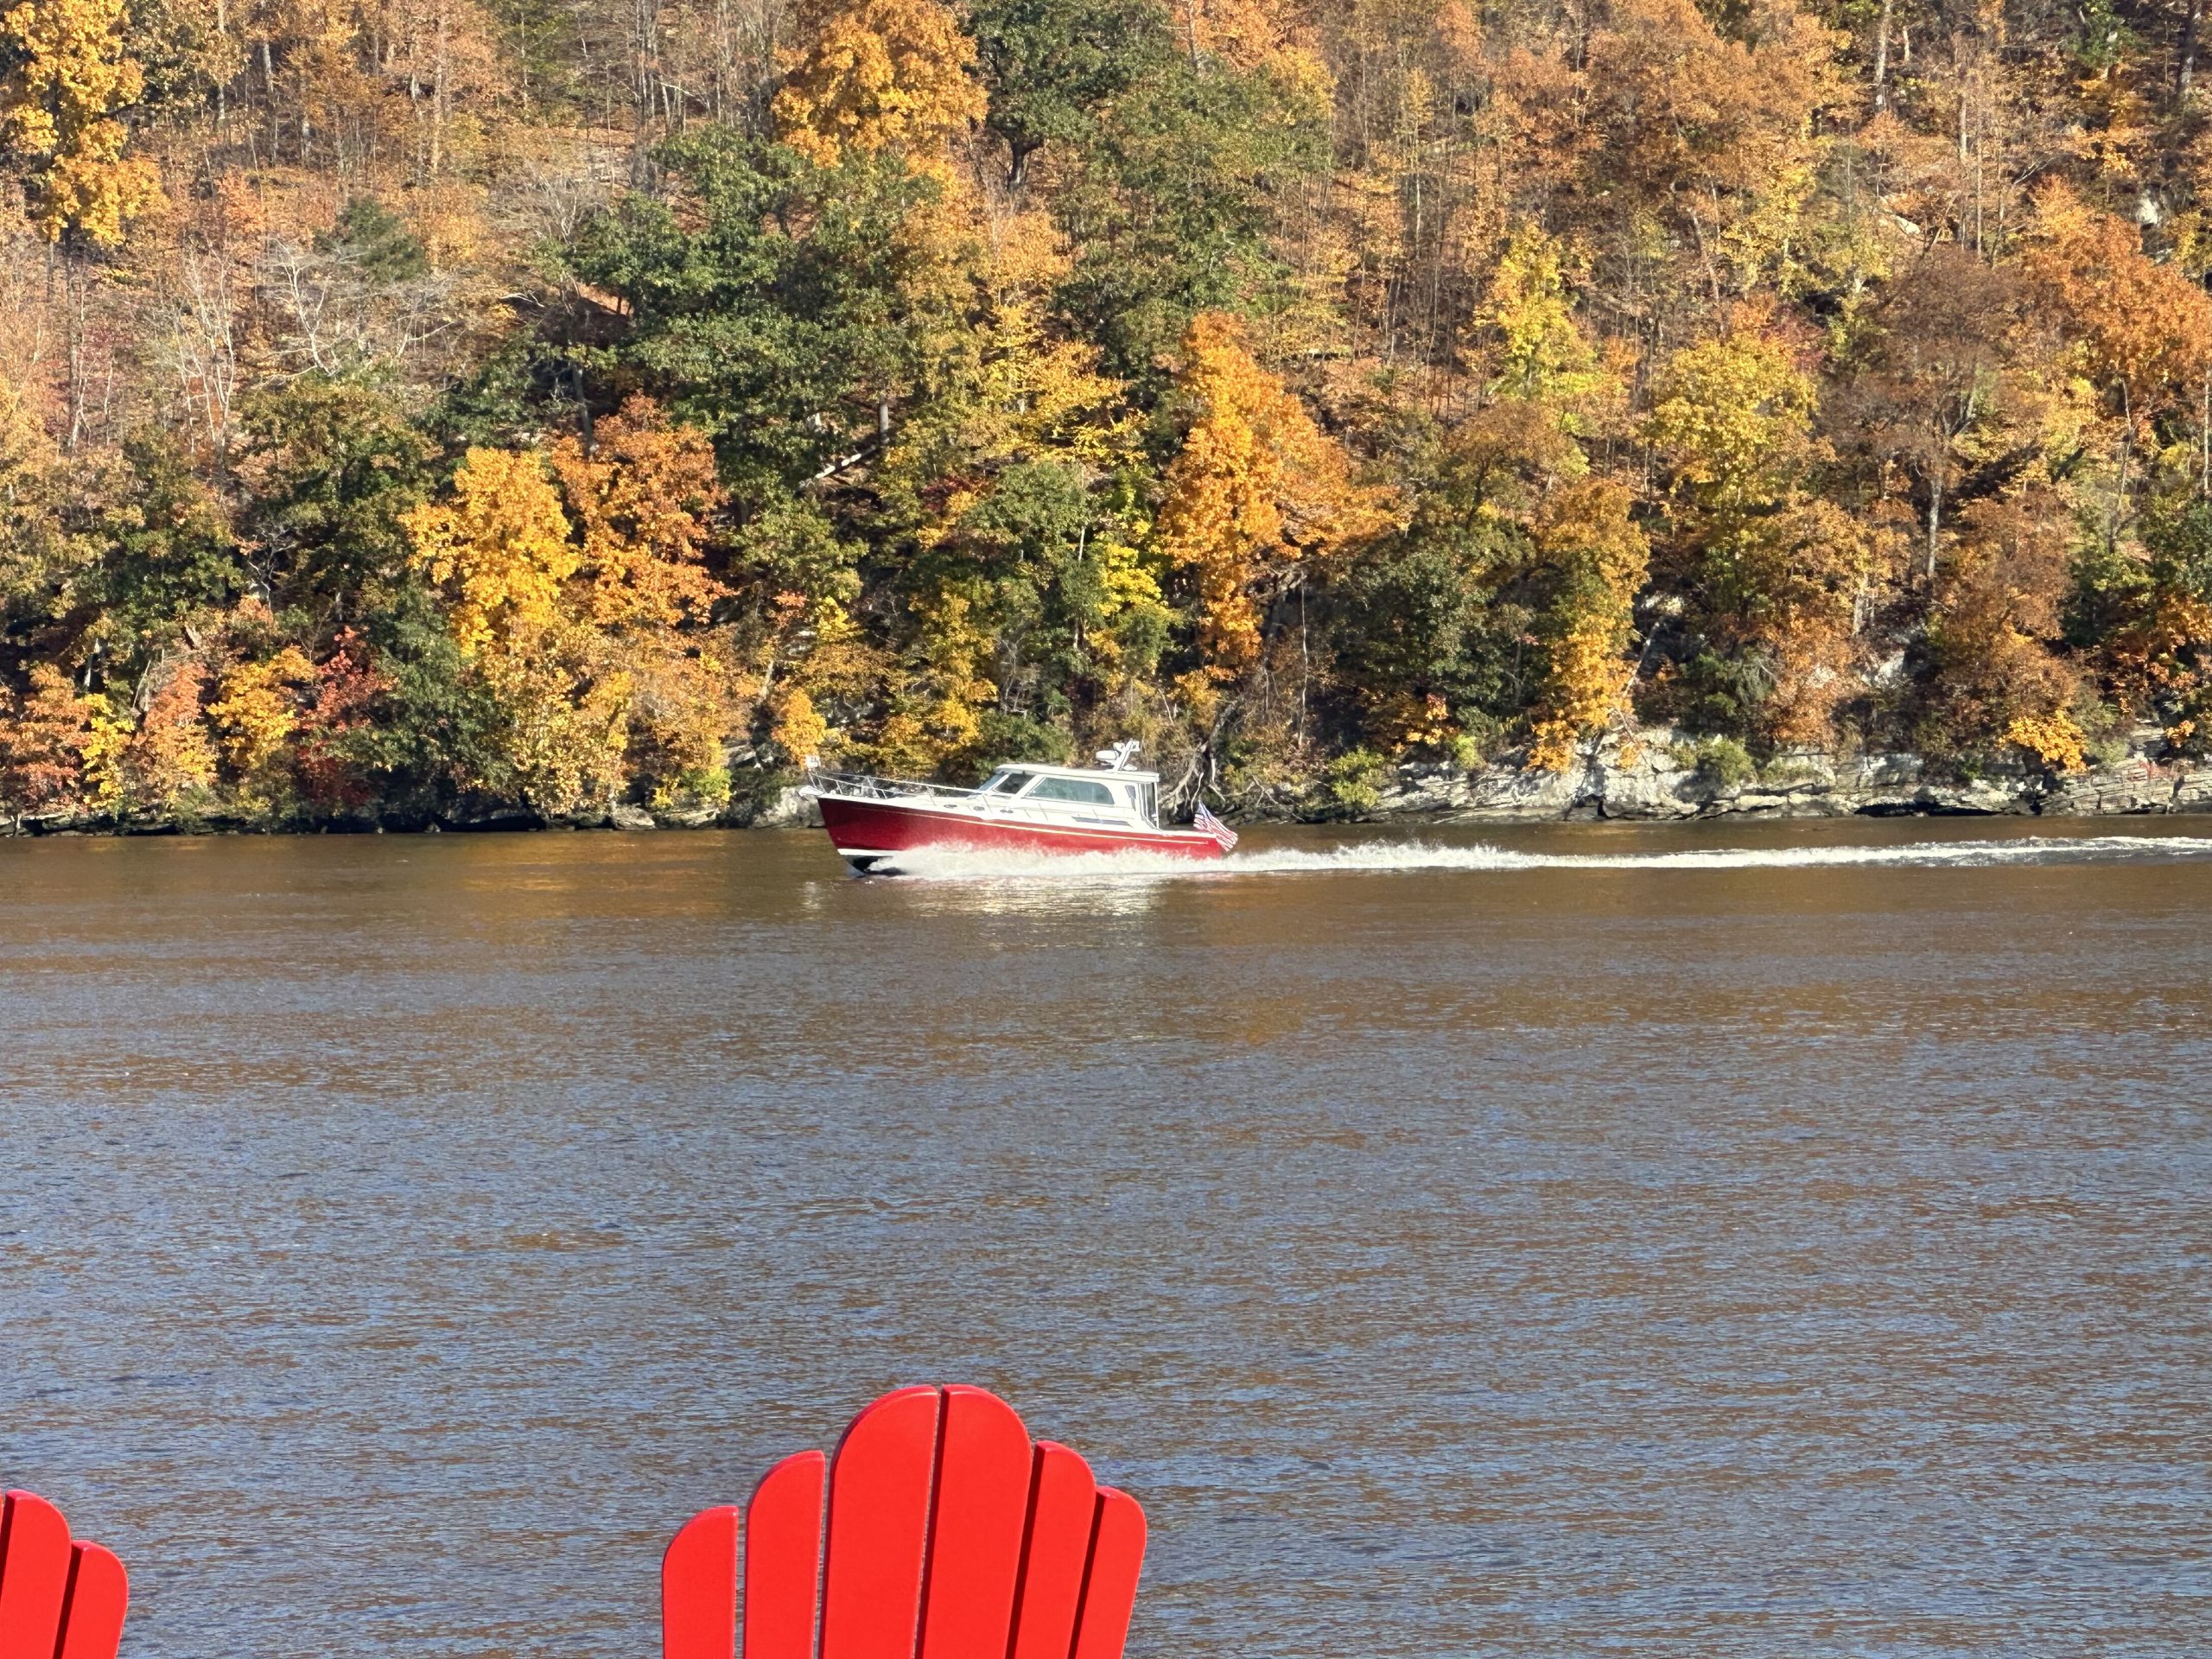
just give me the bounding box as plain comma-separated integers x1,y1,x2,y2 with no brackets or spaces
9,724,2210,836
1353,725,2212,823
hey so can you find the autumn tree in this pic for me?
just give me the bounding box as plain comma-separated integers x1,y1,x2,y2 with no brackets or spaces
404,446,615,811
1474,224,1611,423
123,660,218,811
547,397,742,805
0,0,163,247
0,662,92,817
2024,181,2212,551
405,412,744,814
1840,244,2035,581
1644,309,1862,747
772,0,986,168
1154,311,1371,682
1575,0,1839,305
1526,481,1650,772
208,643,315,810
548,397,724,631
1910,492,2087,768
2,0,166,448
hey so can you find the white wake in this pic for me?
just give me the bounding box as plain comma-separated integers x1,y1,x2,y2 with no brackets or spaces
877,833,2212,881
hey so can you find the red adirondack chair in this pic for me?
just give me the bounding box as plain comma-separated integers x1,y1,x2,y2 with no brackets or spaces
0,1491,130,1659
663,1384,1146,1659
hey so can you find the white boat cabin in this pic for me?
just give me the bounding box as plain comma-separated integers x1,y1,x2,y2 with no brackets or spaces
973,763,1161,830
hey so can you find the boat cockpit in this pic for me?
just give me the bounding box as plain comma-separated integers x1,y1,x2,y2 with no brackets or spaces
976,765,1160,829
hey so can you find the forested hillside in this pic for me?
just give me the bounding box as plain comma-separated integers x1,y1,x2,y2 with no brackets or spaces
4,0,2212,826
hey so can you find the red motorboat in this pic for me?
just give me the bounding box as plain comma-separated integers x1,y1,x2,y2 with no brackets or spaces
802,746,1232,873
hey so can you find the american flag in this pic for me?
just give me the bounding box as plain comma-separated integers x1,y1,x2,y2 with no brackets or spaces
1193,800,1239,850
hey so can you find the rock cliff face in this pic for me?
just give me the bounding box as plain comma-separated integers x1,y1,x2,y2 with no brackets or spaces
1357,727,2212,823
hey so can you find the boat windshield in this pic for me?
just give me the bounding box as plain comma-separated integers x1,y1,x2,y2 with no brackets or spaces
988,770,1035,793
1028,777,1118,805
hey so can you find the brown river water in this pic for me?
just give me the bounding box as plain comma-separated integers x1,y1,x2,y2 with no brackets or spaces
3,820,2210,1657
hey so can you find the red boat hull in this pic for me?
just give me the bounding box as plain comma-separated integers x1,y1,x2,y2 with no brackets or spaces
817,796,1225,869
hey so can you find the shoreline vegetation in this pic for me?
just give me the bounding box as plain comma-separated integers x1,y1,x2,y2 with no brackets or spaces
9,721,2207,834
10,0,2212,838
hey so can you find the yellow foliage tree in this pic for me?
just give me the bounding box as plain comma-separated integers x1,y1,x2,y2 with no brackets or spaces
409,432,743,815
404,447,581,657
1644,311,1861,747
405,448,614,812
548,400,741,805
78,700,130,810
770,683,830,766
1643,317,1820,515
1155,312,1371,680
0,0,164,246
1527,480,1650,772
208,647,315,804
773,0,986,168
1476,223,1610,422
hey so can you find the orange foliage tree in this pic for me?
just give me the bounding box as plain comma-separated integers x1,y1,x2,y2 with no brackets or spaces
2025,181,2212,547
407,410,742,815
1154,312,1375,682
124,662,218,811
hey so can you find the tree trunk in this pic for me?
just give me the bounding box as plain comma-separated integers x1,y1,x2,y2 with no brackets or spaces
2111,385,2134,556
2183,0,2204,99
1926,472,1942,580
1873,0,1894,111
215,0,229,129
430,4,450,179
57,248,92,453
632,0,661,181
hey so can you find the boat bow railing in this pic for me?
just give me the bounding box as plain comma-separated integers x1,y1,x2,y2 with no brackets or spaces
800,766,986,805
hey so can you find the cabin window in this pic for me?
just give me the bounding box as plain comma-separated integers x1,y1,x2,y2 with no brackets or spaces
1027,777,1118,805
990,771,1035,794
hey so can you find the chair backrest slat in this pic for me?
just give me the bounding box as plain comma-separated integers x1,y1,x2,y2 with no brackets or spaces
1004,1443,1097,1659
0,1493,128,1659
741,1453,825,1659
0,1491,76,1659
913,1388,1030,1659
1068,1491,1147,1659
55,1546,130,1659
818,1387,939,1659
662,1507,740,1659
